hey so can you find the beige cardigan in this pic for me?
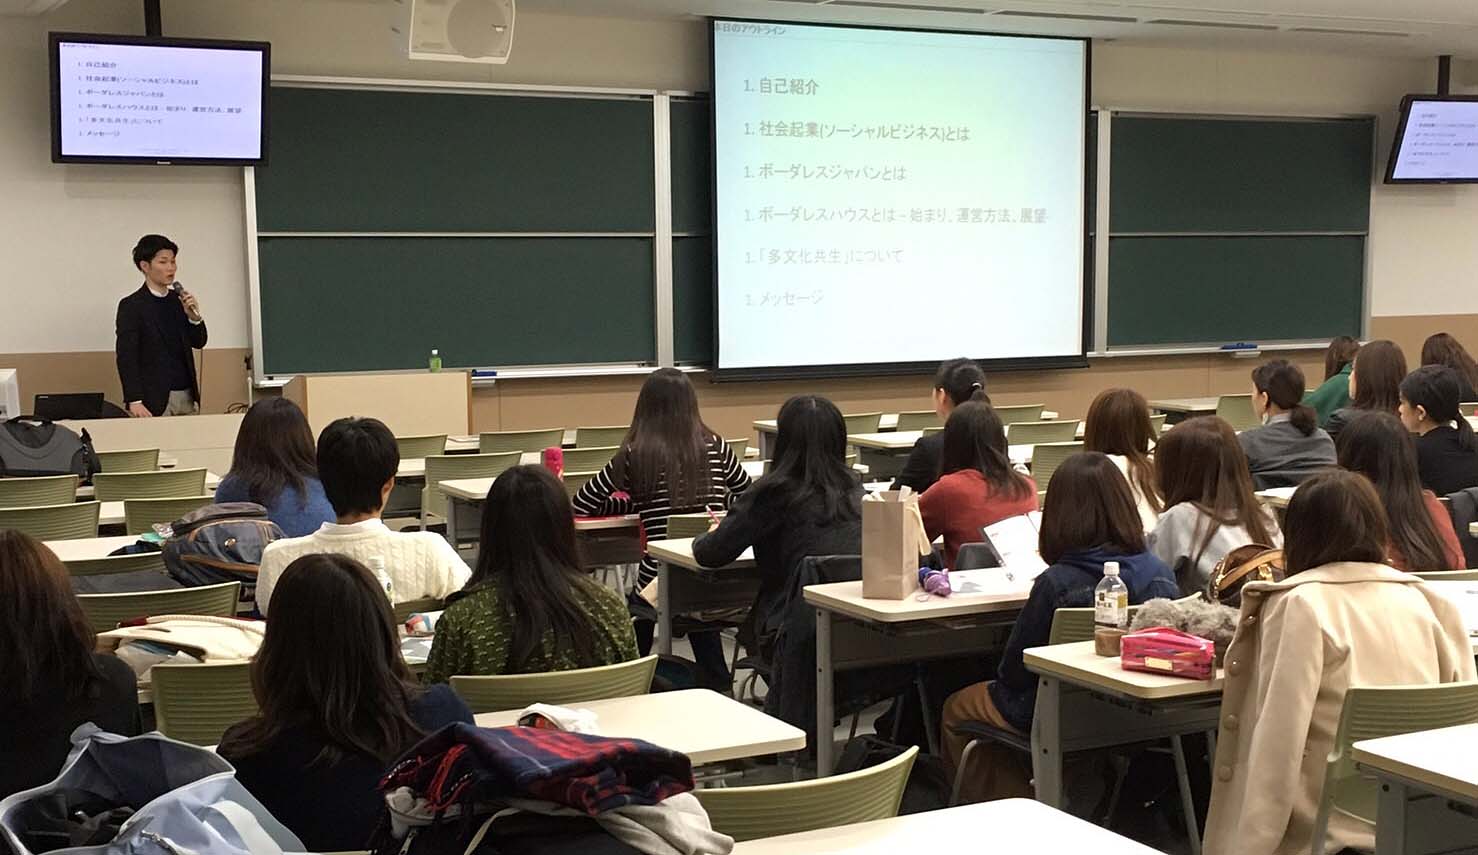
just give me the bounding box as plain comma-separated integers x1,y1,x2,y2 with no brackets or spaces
1203,562,1476,855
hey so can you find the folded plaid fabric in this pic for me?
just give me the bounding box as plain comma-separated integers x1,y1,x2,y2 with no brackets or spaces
380,724,693,817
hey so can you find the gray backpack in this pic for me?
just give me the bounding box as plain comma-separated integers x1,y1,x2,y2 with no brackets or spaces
0,417,99,479
162,502,284,614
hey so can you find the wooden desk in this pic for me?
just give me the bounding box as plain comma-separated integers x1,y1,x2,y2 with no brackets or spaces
77,471,220,501
1148,397,1220,426
848,431,922,481
444,435,480,454
61,413,243,475
474,689,804,766
752,419,779,460
646,538,758,658
44,535,143,562
732,798,1161,854
1256,486,1297,509
439,476,641,568
1354,723,1478,855
741,459,764,480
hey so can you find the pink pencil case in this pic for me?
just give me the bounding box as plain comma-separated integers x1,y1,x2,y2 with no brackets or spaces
1120,627,1215,680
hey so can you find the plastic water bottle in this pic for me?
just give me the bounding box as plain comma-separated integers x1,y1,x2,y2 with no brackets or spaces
1093,560,1129,656
428,349,442,372
367,555,394,601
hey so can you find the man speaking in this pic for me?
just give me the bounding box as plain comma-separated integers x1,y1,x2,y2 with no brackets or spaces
115,234,207,417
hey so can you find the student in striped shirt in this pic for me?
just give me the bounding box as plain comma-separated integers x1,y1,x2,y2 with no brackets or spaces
572,368,751,685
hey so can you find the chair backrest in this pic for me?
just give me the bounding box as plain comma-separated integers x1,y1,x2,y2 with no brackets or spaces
954,542,998,570
421,452,522,520
994,404,1046,425
575,426,629,448
561,446,620,473
922,426,942,437
0,501,99,540
1216,394,1260,433
1030,441,1084,499
844,451,858,469
448,654,658,714
95,448,160,474
64,550,168,578
151,661,258,746
1048,605,1140,644
1414,570,1478,582
92,468,208,501
1151,413,1168,436
77,581,241,633
392,596,445,624
479,428,565,455
395,434,449,460
562,471,597,498
1007,420,1081,445
694,745,918,842
123,495,214,535
842,412,884,434
895,410,940,431
666,513,713,541
0,474,79,508
725,438,749,459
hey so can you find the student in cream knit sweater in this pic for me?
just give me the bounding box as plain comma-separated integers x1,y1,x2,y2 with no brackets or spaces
256,417,469,617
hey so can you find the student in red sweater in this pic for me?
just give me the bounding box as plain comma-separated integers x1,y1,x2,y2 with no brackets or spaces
919,402,1038,568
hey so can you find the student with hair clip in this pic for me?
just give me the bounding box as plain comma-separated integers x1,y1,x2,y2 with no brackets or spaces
1336,411,1462,572
572,368,749,683
220,553,474,852
1149,416,1281,592
1203,469,1475,855
426,466,639,683
920,402,1037,569
891,358,990,494
1237,359,1335,489
1421,332,1478,403
1400,364,1478,496
1325,339,1407,442
1304,335,1360,427
940,453,1177,803
1082,387,1163,530
215,397,335,536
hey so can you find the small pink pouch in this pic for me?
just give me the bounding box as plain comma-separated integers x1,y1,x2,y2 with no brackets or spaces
1121,627,1215,680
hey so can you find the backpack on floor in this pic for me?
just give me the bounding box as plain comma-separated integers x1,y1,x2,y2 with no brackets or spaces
0,417,98,479
162,503,283,613
833,735,952,815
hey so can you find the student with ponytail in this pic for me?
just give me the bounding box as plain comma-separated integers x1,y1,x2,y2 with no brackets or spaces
891,358,990,493
1238,359,1335,489
1400,364,1478,496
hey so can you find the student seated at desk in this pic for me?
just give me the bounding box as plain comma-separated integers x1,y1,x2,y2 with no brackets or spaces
694,394,862,653
572,367,749,683
425,465,638,683
920,402,1036,569
1303,335,1359,427
254,417,470,616
0,531,140,799
1202,470,1475,855
214,398,335,537
1237,359,1335,490
220,554,473,852
1082,387,1162,530
891,358,989,494
1336,411,1462,572
1401,364,1478,497
1325,338,1406,442
1149,416,1281,593
1421,331,1478,403
940,453,1178,803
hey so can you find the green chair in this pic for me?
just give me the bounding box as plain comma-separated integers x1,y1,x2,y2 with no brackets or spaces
0,501,99,540
695,745,918,842
994,404,1046,425
448,655,658,714
725,438,750,459
392,596,445,624
1216,394,1260,433
562,446,620,473
151,661,258,747
842,412,884,435
0,474,79,508
1310,682,1478,855
479,428,565,455
1029,441,1084,498
922,426,943,437
895,410,941,431
575,426,629,448
123,495,214,536
421,452,522,525
95,448,160,474
1151,413,1168,436
666,513,714,540
395,434,449,460
64,551,170,582
562,471,598,499
77,581,240,634
1007,420,1081,446
92,468,208,501
1415,570,1478,582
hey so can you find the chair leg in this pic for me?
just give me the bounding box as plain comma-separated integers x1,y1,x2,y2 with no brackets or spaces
950,739,981,806
1103,752,1131,828
848,710,861,741
1169,735,1203,855
915,672,939,755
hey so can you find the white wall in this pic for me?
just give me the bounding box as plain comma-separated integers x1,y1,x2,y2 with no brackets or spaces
1,0,1475,360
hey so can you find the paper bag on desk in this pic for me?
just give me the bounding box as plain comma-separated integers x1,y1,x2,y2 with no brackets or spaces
862,489,932,599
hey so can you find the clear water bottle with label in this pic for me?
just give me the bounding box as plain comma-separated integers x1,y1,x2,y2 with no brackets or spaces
428,348,442,372
1093,560,1129,656
367,555,394,601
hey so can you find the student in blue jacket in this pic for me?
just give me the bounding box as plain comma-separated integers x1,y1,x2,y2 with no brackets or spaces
215,397,335,537
941,451,1179,804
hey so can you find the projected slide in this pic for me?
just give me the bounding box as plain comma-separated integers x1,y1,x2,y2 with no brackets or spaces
712,21,1088,372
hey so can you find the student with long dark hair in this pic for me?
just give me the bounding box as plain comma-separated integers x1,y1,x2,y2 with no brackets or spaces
572,368,748,681
891,358,990,493
940,453,1177,803
1325,339,1407,441
919,402,1036,568
694,395,863,646
1421,332,1478,403
1399,364,1478,496
1150,416,1281,592
1336,411,1462,572
220,554,472,852
1238,359,1335,489
1203,470,1475,855
1304,335,1360,426
426,465,638,683
215,397,335,536
0,531,139,799
1082,387,1162,529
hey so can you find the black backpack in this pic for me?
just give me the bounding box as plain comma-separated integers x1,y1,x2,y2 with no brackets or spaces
833,735,953,815
0,417,99,479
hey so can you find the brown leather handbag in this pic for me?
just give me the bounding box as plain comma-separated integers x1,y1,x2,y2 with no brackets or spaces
1206,544,1285,607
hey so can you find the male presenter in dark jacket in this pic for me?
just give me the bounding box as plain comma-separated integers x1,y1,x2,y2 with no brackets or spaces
115,234,207,417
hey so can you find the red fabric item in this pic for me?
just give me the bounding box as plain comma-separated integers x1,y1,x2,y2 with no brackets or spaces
918,469,1037,569
1389,490,1465,571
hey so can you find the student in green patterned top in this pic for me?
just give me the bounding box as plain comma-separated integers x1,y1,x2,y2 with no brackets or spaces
424,465,638,683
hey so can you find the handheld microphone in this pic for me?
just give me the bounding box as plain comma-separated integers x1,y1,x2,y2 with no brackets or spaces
171,281,184,295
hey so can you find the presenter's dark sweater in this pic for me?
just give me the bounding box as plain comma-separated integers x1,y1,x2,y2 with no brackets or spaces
115,284,207,416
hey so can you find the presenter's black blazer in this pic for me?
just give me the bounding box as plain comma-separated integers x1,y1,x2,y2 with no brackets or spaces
114,285,208,416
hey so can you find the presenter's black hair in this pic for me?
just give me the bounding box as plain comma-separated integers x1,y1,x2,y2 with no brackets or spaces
132,234,178,270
